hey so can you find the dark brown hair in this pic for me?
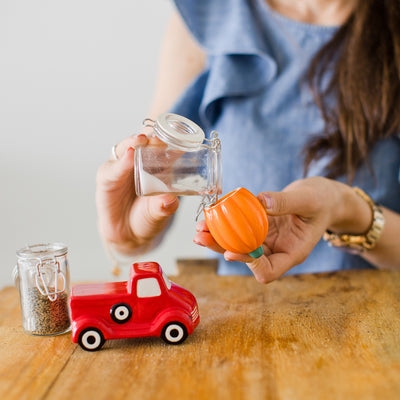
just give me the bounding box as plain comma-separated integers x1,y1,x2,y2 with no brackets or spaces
304,0,400,182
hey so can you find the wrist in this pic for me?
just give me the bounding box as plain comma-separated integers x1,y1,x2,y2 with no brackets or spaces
327,183,373,235
324,186,385,253
105,237,152,257
102,238,152,277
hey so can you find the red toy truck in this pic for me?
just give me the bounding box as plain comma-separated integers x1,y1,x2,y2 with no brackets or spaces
70,262,199,351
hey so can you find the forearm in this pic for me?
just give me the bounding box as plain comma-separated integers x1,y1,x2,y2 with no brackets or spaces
147,10,206,118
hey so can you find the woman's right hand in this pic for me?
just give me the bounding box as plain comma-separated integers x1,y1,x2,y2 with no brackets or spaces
95,134,179,255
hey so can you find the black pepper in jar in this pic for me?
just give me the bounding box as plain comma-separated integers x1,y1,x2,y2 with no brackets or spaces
21,288,70,335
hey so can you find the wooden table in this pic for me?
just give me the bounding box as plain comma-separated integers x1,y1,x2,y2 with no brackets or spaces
1,260,400,400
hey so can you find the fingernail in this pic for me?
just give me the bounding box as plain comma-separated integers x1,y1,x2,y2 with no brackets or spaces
261,194,273,210
137,134,147,139
224,253,233,261
125,147,134,157
162,197,178,209
193,239,205,247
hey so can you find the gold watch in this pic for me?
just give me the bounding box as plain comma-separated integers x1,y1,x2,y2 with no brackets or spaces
323,187,385,253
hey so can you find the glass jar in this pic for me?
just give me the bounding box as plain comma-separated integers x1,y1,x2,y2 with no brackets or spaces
134,113,222,204
14,243,71,336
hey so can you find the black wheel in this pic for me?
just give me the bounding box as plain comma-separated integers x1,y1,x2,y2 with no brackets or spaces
78,328,105,351
110,303,132,324
161,322,188,345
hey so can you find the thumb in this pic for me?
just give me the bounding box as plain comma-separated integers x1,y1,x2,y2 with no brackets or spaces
98,133,149,185
97,146,136,189
113,146,136,180
257,190,312,217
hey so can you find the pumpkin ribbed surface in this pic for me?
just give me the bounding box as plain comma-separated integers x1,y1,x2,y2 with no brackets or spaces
204,187,269,254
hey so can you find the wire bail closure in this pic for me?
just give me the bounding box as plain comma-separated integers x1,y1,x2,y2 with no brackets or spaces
203,130,221,153
142,118,155,129
35,257,66,302
195,193,219,221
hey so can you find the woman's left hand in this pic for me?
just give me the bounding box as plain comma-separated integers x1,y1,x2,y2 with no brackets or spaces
194,177,373,283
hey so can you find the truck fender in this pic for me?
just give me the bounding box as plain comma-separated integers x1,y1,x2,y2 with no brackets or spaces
155,307,193,336
71,316,113,343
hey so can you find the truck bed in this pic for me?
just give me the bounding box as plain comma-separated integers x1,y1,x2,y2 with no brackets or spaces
71,281,129,298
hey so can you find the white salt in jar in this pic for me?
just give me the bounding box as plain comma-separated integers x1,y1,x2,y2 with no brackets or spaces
134,113,222,204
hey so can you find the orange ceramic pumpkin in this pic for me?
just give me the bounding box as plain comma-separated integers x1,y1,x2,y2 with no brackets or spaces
204,187,269,258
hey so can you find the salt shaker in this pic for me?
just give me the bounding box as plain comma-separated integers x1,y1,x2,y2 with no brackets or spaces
134,113,222,205
14,243,71,336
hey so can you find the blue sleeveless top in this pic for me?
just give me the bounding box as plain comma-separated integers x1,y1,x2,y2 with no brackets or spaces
170,0,400,275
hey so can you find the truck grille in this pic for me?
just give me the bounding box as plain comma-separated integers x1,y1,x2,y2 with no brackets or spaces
191,305,199,322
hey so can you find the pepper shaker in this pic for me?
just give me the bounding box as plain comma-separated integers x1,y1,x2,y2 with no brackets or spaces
14,243,71,336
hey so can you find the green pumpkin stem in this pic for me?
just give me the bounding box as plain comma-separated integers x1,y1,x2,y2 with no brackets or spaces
249,246,263,259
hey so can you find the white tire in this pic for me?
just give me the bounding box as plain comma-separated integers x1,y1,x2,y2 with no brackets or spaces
110,303,132,324
161,322,188,345
78,328,105,351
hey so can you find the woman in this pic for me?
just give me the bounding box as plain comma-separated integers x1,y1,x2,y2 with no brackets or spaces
96,0,400,283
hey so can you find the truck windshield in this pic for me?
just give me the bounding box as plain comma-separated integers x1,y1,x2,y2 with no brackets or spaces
162,271,172,290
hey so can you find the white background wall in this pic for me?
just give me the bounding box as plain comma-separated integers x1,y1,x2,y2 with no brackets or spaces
0,0,206,288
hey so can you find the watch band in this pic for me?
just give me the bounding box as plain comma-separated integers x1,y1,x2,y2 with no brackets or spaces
323,187,385,253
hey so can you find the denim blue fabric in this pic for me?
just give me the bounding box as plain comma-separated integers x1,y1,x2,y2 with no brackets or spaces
171,0,400,275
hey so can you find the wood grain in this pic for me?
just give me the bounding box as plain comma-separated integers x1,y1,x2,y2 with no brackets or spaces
1,262,400,400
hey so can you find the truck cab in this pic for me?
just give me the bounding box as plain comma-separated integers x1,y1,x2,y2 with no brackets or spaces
70,262,199,351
